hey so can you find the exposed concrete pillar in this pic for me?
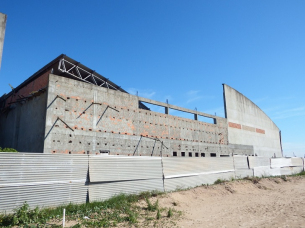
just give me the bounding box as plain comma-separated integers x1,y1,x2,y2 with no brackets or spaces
0,13,7,71
165,107,169,114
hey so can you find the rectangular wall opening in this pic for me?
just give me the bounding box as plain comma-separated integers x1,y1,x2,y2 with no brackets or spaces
189,152,192,157
220,155,230,157
201,153,205,157
195,152,199,157
139,101,165,113
210,153,216,157
173,151,177,156
197,115,216,124
181,152,185,157
168,109,195,120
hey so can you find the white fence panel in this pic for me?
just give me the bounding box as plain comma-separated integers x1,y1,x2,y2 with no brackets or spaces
88,155,164,202
254,167,273,177
280,167,303,176
235,169,254,179
199,171,236,185
291,158,304,167
233,156,249,169
89,179,164,202
162,157,235,178
164,176,200,192
0,153,88,213
89,155,163,182
248,157,270,168
270,158,293,168
163,157,235,191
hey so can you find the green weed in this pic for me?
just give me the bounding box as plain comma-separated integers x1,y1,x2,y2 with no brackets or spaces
214,179,226,184
293,170,305,176
0,147,18,152
156,209,161,220
167,208,173,218
146,198,159,212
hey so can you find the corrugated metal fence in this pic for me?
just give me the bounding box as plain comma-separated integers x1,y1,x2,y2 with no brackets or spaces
88,155,164,202
0,153,88,213
0,153,304,213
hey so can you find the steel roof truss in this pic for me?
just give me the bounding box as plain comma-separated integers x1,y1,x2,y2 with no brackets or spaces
58,58,118,90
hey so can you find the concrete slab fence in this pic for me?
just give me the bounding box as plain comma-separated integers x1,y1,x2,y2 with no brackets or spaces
0,153,303,213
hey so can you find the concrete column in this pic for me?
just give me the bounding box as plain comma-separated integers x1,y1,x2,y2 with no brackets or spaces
0,13,7,71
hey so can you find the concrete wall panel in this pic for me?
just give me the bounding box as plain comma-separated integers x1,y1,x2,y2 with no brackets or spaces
44,75,231,156
0,92,47,152
223,84,282,157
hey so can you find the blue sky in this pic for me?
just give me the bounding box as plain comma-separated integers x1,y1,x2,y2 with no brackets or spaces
1,1,304,156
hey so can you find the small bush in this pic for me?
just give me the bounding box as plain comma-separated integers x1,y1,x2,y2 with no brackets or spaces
0,147,18,152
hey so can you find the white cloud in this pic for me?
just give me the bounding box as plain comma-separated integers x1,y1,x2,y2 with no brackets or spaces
272,106,305,120
185,90,214,104
127,88,156,99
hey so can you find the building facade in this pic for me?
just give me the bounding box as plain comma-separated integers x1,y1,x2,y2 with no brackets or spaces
0,55,282,157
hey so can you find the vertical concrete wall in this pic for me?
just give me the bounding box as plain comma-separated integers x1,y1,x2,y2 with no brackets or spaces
223,84,282,157
44,74,230,157
0,91,48,152
0,13,7,70
3,71,50,108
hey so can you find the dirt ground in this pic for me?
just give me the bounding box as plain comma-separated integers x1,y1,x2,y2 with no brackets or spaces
155,176,305,228
62,176,305,228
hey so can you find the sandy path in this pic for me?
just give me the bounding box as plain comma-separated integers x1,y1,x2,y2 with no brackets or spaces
157,176,305,228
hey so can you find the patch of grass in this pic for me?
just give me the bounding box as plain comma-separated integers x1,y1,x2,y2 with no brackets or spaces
214,179,226,184
0,190,168,228
244,176,261,184
293,171,305,176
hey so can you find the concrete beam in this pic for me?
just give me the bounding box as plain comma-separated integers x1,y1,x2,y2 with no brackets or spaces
138,96,219,120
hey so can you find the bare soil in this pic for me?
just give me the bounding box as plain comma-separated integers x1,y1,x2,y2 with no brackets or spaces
62,176,305,227
155,176,305,228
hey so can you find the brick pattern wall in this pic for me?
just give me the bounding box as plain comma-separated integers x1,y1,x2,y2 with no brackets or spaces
229,121,265,135
44,75,230,157
5,71,50,107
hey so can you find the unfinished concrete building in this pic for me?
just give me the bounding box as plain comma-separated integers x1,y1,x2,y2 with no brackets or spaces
0,55,283,157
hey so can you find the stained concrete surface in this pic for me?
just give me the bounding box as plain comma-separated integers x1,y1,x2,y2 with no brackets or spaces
0,13,7,70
